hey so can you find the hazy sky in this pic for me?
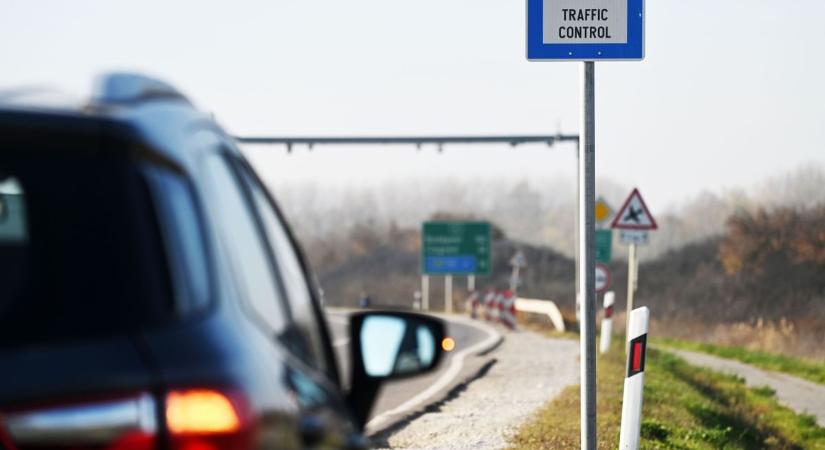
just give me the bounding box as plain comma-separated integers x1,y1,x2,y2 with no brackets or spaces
2,0,824,211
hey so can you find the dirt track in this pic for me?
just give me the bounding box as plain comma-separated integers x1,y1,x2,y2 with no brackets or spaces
668,348,825,427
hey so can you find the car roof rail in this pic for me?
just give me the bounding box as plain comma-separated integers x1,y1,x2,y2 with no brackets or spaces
92,72,192,105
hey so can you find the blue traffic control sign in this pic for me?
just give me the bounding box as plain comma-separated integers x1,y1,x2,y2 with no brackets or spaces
527,0,644,61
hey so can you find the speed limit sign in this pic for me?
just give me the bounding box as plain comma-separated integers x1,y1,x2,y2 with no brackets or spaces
595,263,612,293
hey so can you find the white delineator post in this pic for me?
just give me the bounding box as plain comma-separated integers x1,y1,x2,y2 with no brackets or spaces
619,306,650,450
599,291,615,354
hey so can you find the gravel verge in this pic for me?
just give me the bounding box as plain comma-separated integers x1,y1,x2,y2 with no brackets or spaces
371,329,579,450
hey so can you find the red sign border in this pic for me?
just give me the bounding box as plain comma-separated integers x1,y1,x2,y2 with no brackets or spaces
611,188,658,231
595,262,612,294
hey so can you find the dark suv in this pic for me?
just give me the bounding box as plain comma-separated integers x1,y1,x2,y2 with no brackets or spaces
0,73,444,450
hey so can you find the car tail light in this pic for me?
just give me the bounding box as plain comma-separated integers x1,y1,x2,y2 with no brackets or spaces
2,389,257,450
3,392,157,450
165,389,257,450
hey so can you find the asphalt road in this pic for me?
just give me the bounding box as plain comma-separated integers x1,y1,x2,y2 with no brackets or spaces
324,309,499,434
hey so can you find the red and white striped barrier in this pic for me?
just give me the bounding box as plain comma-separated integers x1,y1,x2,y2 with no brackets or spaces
599,291,615,354
619,306,650,450
467,289,519,330
482,290,498,322
498,290,517,330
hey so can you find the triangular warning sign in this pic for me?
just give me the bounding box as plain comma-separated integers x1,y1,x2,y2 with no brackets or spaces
611,188,657,230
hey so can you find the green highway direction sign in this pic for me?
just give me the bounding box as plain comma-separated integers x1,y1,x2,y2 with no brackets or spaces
421,221,491,276
596,229,613,263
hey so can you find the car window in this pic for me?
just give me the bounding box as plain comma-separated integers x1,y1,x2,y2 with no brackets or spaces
0,153,173,347
144,168,211,316
235,162,329,372
200,153,288,334
0,178,27,244
0,177,29,328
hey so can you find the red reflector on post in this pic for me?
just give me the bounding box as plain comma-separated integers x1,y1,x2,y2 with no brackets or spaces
632,342,642,371
626,333,647,378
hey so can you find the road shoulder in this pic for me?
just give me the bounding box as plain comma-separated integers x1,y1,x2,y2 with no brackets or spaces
371,328,578,450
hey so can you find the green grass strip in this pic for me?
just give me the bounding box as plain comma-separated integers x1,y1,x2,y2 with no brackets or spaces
508,338,825,449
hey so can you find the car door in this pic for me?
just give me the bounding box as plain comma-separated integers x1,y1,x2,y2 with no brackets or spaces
206,143,364,449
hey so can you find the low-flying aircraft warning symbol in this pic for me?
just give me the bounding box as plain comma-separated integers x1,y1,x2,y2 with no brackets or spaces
611,188,657,230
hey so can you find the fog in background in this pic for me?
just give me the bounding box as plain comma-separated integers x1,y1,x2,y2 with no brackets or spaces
244,145,825,261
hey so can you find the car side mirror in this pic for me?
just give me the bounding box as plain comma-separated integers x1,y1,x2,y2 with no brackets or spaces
356,313,443,379
346,311,446,428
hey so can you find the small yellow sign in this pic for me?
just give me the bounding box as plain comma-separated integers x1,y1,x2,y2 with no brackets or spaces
595,198,612,224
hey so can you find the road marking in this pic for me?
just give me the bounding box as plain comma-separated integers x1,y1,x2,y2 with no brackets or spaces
365,317,500,432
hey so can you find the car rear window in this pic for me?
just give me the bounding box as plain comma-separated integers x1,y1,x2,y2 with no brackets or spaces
0,151,173,348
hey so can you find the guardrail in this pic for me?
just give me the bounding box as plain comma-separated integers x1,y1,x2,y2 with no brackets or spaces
514,297,566,332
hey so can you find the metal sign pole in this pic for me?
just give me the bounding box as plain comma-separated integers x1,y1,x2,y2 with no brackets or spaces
579,61,597,450
510,265,520,293
468,275,475,292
